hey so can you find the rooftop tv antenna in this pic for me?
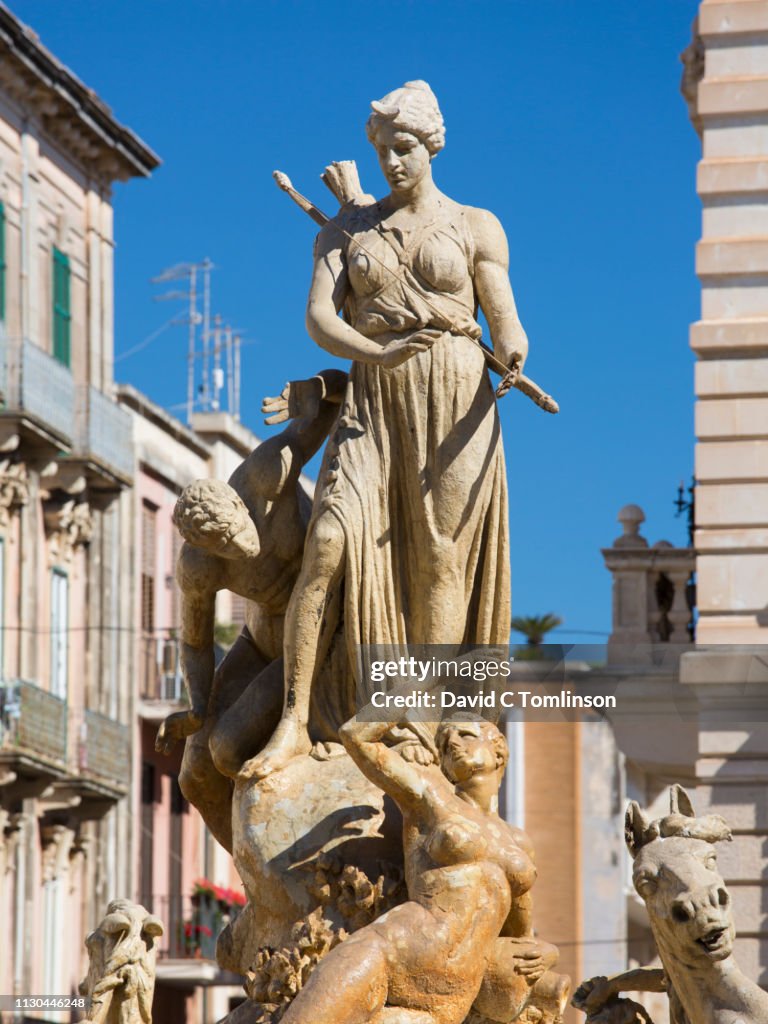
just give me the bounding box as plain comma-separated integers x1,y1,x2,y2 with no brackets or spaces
209,317,243,418
151,258,213,423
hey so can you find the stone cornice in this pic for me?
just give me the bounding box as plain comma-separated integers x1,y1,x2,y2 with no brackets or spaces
0,3,160,182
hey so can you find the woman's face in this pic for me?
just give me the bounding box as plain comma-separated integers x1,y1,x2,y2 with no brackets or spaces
439,722,500,785
372,122,431,194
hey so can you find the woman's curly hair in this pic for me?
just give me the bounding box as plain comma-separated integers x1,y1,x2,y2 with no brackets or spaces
366,80,445,156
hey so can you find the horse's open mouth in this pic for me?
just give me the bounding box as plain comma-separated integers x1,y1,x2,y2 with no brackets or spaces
697,927,728,954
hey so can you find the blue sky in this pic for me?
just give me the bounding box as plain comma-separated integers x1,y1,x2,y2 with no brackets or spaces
12,0,702,644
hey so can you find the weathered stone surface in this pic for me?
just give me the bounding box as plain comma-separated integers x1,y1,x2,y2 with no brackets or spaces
80,900,163,1024
224,749,403,973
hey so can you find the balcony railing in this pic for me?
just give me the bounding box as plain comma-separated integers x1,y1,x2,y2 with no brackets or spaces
0,679,130,791
0,679,68,768
77,708,130,788
142,893,242,960
0,334,75,443
74,384,134,483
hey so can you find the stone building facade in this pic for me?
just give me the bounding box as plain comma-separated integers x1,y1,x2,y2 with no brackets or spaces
682,0,768,987
592,7,768,1017
0,5,158,1010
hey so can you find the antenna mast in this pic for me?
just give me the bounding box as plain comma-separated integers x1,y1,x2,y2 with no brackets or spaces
151,258,245,423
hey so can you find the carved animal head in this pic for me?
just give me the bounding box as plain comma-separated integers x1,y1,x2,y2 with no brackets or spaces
80,899,163,1021
626,786,734,966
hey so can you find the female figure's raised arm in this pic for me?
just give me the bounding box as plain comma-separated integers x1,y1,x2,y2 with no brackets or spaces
306,222,437,369
470,208,529,374
338,717,429,812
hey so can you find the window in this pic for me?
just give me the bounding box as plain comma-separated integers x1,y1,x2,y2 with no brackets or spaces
50,569,68,699
140,762,156,908
0,202,6,324
141,502,158,697
141,502,157,634
52,247,71,366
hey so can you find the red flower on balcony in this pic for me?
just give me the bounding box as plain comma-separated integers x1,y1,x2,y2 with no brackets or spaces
191,877,246,912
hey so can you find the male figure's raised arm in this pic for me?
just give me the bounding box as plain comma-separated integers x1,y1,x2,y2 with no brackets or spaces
155,545,220,754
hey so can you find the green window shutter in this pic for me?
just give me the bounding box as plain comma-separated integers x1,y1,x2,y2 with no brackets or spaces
0,203,6,324
52,246,71,366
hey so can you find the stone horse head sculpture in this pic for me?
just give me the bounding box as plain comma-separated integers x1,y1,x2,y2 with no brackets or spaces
573,785,768,1024
627,784,736,980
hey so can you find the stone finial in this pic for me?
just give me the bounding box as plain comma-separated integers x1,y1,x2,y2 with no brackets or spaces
613,505,648,549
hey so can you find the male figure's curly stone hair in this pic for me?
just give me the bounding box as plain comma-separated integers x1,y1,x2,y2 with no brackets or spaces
366,80,445,156
173,479,251,550
435,715,509,781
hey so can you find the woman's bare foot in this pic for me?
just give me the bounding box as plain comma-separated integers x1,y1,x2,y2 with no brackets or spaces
237,717,312,781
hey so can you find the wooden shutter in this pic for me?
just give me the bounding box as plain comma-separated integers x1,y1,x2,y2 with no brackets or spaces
52,247,71,366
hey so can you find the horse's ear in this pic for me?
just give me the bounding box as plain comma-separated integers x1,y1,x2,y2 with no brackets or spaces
625,801,651,857
670,784,696,819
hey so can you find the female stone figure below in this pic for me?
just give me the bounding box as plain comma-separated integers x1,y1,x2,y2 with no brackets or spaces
280,714,568,1024
244,80,530,780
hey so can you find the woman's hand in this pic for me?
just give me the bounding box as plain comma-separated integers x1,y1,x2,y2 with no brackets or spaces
379,329,441,369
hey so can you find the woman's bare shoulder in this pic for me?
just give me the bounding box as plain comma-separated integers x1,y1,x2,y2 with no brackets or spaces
459,204,509,259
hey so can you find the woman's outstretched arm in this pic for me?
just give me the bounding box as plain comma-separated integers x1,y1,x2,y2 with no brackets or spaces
338,716,431,811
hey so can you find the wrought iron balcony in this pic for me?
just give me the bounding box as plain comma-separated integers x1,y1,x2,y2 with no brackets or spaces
0,678,130,801
74,384,134,484
145,893,219,961
144,891,244,987
0,333,75,446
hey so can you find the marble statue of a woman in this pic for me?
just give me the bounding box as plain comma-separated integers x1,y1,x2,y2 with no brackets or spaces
244,80,529,779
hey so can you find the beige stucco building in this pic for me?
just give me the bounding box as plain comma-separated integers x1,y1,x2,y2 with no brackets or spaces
0,4,158,1011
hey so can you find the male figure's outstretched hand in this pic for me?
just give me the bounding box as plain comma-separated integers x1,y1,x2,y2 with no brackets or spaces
262,370,347,425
